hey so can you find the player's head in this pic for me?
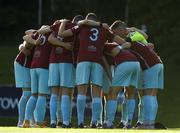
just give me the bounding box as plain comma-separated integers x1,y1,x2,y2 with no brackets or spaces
110,20,128,38
72,15,84,24
86,13,98,21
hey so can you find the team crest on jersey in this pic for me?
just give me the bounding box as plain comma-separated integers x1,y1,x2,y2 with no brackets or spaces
88,45,97,52
55,47,63,54
34,50,41,58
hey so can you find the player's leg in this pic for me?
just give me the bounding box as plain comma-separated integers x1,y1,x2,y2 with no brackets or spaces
101,70,111,126
76,84,88,127
18,66,32,127
76,62,90,127
105,62,127,128
49,87,59,127
106,61,140,128
18,88,31,127
142,89,158,128
105,87,122,128
34,68,49,127
61,88,73,127
106,62,129,128
14,62,31,127
135,89,144,127
56,89,62,126
90,62,104,127
140,63,164,129
125,87,135,128
23,68,38,128
124,62,140,128
117,89,127,128
134,69,144,127
60,63,75,127
48,63,60,128
90,84,102,127
97,90,103,127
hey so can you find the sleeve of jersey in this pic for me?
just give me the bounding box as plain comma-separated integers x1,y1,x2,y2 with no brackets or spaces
71,25,80,35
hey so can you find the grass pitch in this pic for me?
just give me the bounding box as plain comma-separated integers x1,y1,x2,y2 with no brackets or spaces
0,127,180,133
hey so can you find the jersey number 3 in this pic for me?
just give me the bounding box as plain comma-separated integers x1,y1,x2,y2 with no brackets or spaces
89,28,99,41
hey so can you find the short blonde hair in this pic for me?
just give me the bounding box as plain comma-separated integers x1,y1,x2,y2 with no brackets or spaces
110,20,127,30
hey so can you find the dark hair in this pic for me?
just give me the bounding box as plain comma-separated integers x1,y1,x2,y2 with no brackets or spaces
72,15,84,24
86,13,98,21
110,20,127,30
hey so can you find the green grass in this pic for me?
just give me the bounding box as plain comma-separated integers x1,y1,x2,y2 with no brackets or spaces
0,127,180,133
156,63,180,128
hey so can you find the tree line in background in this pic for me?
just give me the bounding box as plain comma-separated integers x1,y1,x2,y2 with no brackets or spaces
0,0,180,64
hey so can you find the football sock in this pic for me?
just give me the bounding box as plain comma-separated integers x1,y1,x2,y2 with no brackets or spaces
127,99,135,124
61,95,71,125
50,94,58,124
69,97,72,123
25,95,37,121
18,90,31,124
34,96,46,123
97,98,103,125
142,95,158,125
121,100,128,124
91,97,102,124
107,100,117,125
56,98,62,123
77,94,86,125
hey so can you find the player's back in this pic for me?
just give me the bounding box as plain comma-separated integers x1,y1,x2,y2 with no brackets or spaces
130,41,162,69
77,25,114,65
49,21,75,63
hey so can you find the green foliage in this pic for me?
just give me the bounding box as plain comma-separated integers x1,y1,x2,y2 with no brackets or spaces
129,0,180,63
0,45,18,85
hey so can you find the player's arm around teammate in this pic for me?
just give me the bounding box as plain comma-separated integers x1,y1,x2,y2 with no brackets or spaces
48,33,73,51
